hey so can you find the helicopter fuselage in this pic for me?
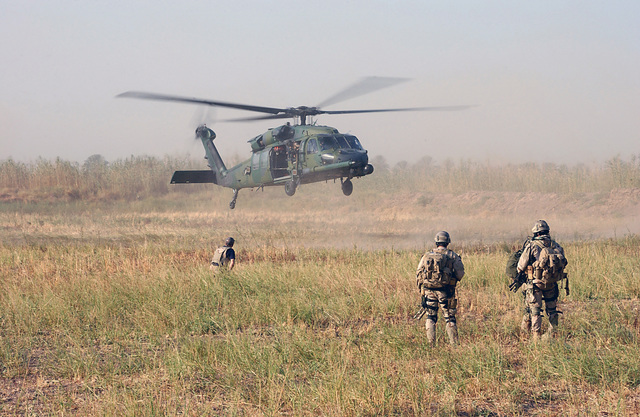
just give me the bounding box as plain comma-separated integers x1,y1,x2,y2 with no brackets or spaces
171,123,374,208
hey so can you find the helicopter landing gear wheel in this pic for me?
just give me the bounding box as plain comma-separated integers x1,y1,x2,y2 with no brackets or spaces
341,179,353,196
284,180,297,196
229,189,238,209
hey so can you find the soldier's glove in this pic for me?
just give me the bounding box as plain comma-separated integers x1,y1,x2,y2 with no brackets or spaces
421,295,428,308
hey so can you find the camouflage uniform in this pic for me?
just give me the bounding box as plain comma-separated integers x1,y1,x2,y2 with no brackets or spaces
416,232,465,345
517,221,567,340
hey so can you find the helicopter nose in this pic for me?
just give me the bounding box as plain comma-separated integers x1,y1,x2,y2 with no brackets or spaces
338,149,368,166
352,151,368,166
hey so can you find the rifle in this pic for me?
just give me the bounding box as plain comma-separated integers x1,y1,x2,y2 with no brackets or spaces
413,295,428,320
509,271,527,293
413,307,427,320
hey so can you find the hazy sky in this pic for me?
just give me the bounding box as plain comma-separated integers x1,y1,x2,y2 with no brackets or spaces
1,1,639,165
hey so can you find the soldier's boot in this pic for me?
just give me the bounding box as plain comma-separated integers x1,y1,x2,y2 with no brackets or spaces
446,322,459,346
425,319,436,344
520,314,531,334
542,314,559,341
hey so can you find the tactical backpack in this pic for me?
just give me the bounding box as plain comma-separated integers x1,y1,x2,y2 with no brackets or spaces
506,238,531,280
505,249,523,280
531,245,567,285
212,246,230,266
417,251,456,289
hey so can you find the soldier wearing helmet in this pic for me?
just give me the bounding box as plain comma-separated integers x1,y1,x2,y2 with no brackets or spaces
210,237,236,273
416,231,465,345
517,220,568,340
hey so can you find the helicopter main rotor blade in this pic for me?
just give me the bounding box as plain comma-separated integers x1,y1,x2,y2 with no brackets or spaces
316,76,410,109
322,105,474,115
223,105,474,122
117,91,286,115
223,114,294,122
118,83,473,125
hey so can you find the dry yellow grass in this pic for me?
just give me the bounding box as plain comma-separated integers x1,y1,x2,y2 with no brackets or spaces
1,156,640,415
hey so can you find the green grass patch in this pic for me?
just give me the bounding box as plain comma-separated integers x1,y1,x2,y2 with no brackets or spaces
1,238,639,415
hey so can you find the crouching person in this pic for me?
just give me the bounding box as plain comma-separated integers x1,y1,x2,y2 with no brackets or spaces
210,237,236,274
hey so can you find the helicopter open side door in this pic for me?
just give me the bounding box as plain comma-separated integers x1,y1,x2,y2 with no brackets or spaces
269,145,289,179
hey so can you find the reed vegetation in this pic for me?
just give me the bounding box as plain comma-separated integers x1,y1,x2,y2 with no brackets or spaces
0,155,208,202
2,154,640,203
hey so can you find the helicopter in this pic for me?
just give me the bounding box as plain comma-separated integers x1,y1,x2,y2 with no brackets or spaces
118,77,470,209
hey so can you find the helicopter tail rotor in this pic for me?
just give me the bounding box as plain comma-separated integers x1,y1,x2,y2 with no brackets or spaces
195,125,216,141
190,106,217,132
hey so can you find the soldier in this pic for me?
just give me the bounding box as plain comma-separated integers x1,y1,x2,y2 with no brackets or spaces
517,220,568,340
416,231,465,345
210,237,236,273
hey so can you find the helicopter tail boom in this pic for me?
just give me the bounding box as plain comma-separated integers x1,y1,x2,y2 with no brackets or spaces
195,125,230,185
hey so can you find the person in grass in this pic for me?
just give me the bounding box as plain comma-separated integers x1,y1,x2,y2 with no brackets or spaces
517,220,568,341
210,237,236,273
416,231,465,345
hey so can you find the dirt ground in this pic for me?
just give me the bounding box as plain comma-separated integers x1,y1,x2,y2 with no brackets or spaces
1,188,638,250
366,188,640,247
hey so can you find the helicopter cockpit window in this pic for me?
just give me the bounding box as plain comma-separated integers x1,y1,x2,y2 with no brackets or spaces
345,135,363,150
307,139,318,154
319,136,339,151
335,135,350,149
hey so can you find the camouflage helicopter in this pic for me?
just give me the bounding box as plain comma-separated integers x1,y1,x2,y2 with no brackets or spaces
118,77,469,209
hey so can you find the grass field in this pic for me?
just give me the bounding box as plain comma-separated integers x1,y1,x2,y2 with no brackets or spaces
1,156,640,415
